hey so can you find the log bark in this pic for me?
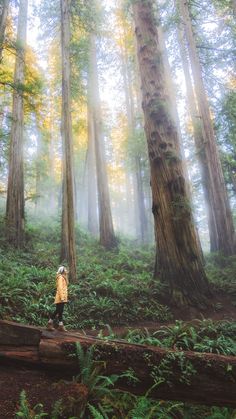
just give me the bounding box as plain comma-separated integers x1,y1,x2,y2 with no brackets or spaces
0,320,41,345
0,321,235,407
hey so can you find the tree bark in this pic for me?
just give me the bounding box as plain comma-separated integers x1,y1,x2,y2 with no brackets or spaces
87,88,98,235
89,33,116,248
0,321,236,408
6,0,28,248
121,35,148,243
60,0,77,281
132,0,210,306
177,23,218,251
0,0,10,61
178,0,236,255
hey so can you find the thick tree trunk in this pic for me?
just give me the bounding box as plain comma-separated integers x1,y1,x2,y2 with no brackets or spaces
177,23,218,251
0,321,236,408
87,92,98,235
89,34,116,248
178,0,236,255
60,0,77,281
0,0,10,61
6,0,28,248
132,0,210,306
156,16,202,259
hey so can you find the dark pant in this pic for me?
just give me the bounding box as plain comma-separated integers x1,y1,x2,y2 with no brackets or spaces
51,303,65,322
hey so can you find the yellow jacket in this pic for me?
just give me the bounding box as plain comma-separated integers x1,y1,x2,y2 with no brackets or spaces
54,273,68,304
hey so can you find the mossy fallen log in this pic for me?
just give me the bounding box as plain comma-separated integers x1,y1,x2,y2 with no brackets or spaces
0,320,235,407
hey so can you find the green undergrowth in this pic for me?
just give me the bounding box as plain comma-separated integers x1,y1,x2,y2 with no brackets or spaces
0,217,171,327
15,341,236,418
16,388,236,419
116,319,236,356
205,253,236,298
0,216,236,328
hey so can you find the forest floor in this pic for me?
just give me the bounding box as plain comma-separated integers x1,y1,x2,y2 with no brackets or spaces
1,292,235,419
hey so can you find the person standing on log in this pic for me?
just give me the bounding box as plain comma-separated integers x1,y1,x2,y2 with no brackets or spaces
47,266,68,332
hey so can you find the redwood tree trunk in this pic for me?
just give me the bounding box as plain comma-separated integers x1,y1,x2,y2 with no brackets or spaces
177,23,218,251
121,36,148,243
132,0,210,306
178,0,236,255
60,0,77,281
87,98,98,235
6,0,28,248
89,33,116,248
0,0,10,61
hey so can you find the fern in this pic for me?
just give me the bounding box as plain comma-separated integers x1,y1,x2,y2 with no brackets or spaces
15,390,48,419
88,403,109,419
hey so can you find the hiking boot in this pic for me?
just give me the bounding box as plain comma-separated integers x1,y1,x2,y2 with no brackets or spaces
47,323,55,331
58,324,67,332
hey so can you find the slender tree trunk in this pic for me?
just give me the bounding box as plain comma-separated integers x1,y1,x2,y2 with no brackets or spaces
34,128,42,214
122,39,148,243
6,0,28,248
48,117,56,213
233,0,236,17
89,33,116,248
177,23,218,250
0,0,10,61
60,0,77,281
178,0,236,255
132,0,210,306
87,95,98,235
135,155,148,242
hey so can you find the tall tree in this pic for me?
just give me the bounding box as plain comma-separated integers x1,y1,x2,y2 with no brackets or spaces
89,33,116,248
178,0,236,255
6,0,28,248
122,45,148,242
176,22,218,251
118,8,148,242
60,0,77,281
87,97,98,235
0,0,10,61
132,0,210,306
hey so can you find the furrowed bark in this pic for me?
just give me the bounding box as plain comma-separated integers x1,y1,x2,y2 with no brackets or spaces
178,0,236,255
60,0,77,281
132,0,210,306
6,0,28,248
0,321,235,408
0,0,10,61
89,33,116,249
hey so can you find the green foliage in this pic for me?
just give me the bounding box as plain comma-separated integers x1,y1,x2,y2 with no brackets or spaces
73,342,118,395
127,397,183,419
0,218,171,327
125,320,236,356
205,253,236,297
15,390,48,419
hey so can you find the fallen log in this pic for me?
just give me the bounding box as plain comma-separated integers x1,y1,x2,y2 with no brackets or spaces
0,320,41,345
0,321,236,407
0,345,39,362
